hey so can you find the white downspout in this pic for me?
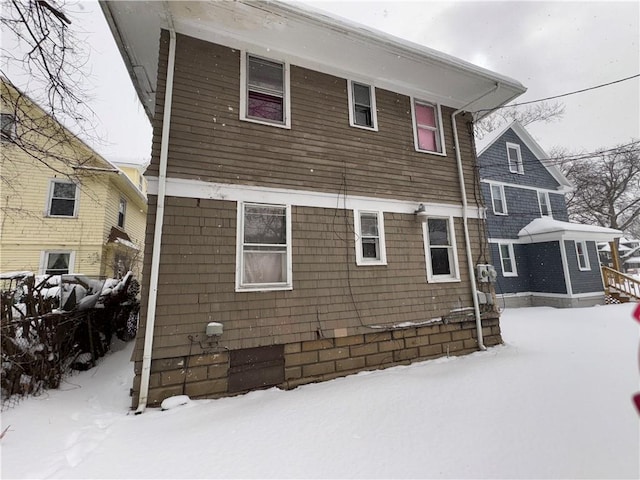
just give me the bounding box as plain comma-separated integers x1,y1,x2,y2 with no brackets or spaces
136,25,177,414
451,83,500,352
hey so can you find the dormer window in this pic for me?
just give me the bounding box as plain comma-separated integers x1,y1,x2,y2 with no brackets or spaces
240,53,291,128
507,142,523,174
347,81,377,130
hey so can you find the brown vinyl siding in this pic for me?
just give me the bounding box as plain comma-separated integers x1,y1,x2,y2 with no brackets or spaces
136,196,489,363
148,32,478,205
133,31,499,406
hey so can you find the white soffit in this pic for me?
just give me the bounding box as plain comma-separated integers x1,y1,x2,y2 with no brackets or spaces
101,0,526,120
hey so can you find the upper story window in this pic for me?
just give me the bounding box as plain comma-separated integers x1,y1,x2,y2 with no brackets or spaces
236,202,292,291
507,142,524,174
347,81,378,130
411,99,445,155
47,180,78,217
1,113,16,142
575,241,591,271
118,198,127,228
538,191,552,217
498,243,517,277
423,217,460,282
354,210,387,265
240,53,291,128
490,184,507,215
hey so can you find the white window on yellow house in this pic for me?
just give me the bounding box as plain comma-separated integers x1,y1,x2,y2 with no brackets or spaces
47,180,78,217
118,198,127,228
41,251,74,275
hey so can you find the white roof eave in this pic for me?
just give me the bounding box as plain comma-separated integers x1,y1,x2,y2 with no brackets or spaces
100,0,526,121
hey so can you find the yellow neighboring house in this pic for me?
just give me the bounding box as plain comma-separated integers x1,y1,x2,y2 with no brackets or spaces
0,78,147,279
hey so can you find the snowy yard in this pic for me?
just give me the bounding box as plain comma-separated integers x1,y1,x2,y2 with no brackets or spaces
2,303,639,479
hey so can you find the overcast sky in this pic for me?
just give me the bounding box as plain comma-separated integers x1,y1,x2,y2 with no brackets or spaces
35,1,640,165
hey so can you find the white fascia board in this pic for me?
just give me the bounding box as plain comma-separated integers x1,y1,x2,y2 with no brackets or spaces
101,1,526,117
147,176,484,219
481,179,568,195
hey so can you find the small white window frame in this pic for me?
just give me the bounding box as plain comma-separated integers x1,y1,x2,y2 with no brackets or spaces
498,243,518,277
239,52,291,129
236,201,293,292
46,179,79,218
575,240,591,271
422,216,460,283
411,98,446,156
538,191,552,217
490,184,508,215
118,197,127,228
39,250,75,275
354,210,387,266
347,80,378,131
507,142,524,174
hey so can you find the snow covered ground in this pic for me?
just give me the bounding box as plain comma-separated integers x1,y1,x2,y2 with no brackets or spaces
2,303,639,479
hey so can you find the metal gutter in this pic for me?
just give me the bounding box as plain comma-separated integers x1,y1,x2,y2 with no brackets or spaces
135,13,176,414
451,83,501,352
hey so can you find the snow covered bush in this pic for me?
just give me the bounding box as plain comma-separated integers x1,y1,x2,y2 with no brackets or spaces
0,271,140,407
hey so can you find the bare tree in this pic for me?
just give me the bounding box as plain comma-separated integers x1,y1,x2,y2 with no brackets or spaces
1,1,107,217
475,101,565,139
558,143,640,238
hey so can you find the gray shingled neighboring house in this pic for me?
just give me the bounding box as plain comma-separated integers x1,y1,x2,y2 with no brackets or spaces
477,121,621,308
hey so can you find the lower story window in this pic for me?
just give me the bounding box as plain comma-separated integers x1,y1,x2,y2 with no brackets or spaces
498,243,517,277
354,210,387,265
423,217,460,282
575,240,591,271
42,251,74,275
237,202,292,291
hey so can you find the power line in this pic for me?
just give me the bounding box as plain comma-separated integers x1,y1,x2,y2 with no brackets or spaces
474,73,640,113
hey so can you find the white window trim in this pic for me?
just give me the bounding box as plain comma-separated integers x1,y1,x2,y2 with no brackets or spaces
506,142,524,174
46,179,79,218
354,210,387,266
490,183,508,215
239,52,291,129
39,250,75,275
422,216,460,283
575,240,591,271
410,98,446,156
347,80,378,131
235,202,293,292
538,191,552,217
118,197,127,228
498,243,518,277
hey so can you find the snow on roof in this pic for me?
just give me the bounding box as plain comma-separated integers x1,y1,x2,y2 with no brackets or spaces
624,256,640,264
518,217,622,243
598,243,631,252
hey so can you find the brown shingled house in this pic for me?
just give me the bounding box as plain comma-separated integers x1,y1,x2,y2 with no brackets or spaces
101,1,527,410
